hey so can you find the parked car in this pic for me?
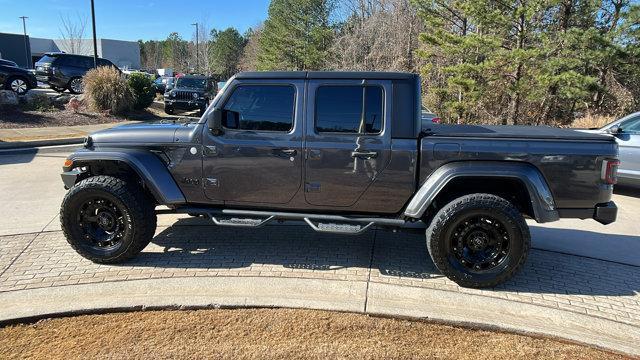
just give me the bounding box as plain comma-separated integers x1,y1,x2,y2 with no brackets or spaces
582,113,640,187
164,75,216,116
421,107,441,129
153,77,174,93
0,62,37,95
0,59,19,67
59,71,619,289
34,53,118,94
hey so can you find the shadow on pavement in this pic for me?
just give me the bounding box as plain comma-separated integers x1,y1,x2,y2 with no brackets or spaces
0,149,38,165
530,226,640,266
132,219,639,297
615,184,640,197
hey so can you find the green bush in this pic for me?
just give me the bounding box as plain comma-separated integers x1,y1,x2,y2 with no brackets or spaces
83,66,133,115
128,72,155,110
20,93,54,112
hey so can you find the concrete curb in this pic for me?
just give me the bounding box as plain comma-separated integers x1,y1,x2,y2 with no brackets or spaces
0,276,637,356
0,137,84,150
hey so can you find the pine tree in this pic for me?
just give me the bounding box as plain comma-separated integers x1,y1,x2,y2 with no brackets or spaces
209,28,246,80
257,0,334,70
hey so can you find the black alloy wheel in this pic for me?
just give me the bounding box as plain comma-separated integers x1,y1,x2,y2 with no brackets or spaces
77,196,127,251
426,193,530,288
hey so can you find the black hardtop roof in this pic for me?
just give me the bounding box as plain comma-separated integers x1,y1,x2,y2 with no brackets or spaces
235,71,418,80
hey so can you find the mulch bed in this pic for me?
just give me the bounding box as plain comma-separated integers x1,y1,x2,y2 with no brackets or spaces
0,107,130,129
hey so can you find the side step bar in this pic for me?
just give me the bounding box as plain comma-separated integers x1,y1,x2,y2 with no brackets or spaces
158,207,422,235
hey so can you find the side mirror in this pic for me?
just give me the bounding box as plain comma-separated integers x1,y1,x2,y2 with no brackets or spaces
208,108,223,136
605,125,622,135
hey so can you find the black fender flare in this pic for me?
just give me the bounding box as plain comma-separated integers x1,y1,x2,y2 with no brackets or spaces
403,161,558,223
65,148,186,205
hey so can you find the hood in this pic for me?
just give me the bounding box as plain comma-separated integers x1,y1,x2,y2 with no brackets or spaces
89,121,194,145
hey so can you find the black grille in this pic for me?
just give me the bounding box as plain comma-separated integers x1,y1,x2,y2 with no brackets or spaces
175,91,197,101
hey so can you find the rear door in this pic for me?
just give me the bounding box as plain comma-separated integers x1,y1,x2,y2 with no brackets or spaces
304,79,392,207
202,79,304,204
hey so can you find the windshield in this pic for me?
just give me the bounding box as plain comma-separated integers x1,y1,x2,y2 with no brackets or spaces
176,77,206,89
37,55,59,65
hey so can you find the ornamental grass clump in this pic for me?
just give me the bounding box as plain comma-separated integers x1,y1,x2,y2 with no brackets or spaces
83,66,133,115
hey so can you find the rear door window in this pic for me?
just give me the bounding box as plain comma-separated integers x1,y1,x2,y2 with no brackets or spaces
315,86,383,134
222,85,296,132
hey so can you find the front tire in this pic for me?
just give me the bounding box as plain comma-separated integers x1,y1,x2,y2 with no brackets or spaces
7,77,29,95
164,105,174,115
426,193,530,288
60,175,157,263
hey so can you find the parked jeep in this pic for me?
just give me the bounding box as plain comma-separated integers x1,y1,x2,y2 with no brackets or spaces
59,71,619,288
34,53,118,94
164,75,216,116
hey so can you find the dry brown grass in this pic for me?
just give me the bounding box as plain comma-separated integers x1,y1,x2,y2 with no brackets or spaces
571,114,615,129
0,308,630,360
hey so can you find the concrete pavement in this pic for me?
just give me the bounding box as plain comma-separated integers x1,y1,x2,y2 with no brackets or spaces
1,147,639,355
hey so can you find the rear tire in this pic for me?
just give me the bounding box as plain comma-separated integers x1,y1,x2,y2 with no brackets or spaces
60,175,157,263
425,193,530,288
68,77,84,94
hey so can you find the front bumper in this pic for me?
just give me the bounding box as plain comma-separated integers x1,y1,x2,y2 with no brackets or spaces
165,99,206,110
61,169,82,189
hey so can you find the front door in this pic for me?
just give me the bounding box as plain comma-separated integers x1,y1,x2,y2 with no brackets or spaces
616,115,640,181
202,80,304,204
304,79,392,207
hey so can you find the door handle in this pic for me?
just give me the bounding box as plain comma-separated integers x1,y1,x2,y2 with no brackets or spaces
280,149,297,156
272,148,297,158
351,151,378,159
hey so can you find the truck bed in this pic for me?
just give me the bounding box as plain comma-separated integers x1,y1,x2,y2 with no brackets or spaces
424,124,614,142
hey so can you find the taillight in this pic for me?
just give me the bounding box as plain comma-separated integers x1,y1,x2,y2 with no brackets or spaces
602,159,620,185
431,117,441,124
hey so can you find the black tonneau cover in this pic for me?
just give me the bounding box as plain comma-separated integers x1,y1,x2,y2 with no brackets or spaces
425,124,614,141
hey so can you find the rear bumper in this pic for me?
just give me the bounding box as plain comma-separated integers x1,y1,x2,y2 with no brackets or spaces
557,201,618,225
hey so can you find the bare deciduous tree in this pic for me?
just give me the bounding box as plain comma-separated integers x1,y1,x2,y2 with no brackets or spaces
329,0,423,72
59,14,88,54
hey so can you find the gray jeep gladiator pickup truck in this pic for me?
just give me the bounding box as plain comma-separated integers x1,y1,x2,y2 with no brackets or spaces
60,71,619,288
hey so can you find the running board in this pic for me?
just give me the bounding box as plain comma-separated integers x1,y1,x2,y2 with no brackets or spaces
159,207,416,235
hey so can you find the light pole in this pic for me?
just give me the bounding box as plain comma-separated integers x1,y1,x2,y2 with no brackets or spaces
90,0,98,67
19,16,30,68
191,22,198,73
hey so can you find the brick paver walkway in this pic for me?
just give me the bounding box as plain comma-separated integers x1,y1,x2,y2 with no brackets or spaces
1,221,639,327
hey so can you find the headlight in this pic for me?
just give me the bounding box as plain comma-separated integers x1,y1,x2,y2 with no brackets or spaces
192,92,199,99
171,92,176,98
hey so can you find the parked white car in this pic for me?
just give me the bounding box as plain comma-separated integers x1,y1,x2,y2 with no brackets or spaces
582,112,640,187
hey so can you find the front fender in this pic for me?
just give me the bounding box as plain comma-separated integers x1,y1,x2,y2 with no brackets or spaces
64,148,186,205
404,161,558,223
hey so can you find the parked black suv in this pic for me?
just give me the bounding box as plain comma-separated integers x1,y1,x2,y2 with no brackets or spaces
0,61,37,95
34,53,117,94
164,75,216,116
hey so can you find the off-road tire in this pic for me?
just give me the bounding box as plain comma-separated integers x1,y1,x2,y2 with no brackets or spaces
60,175,157,263
164,105,174,115
425,193,530,288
